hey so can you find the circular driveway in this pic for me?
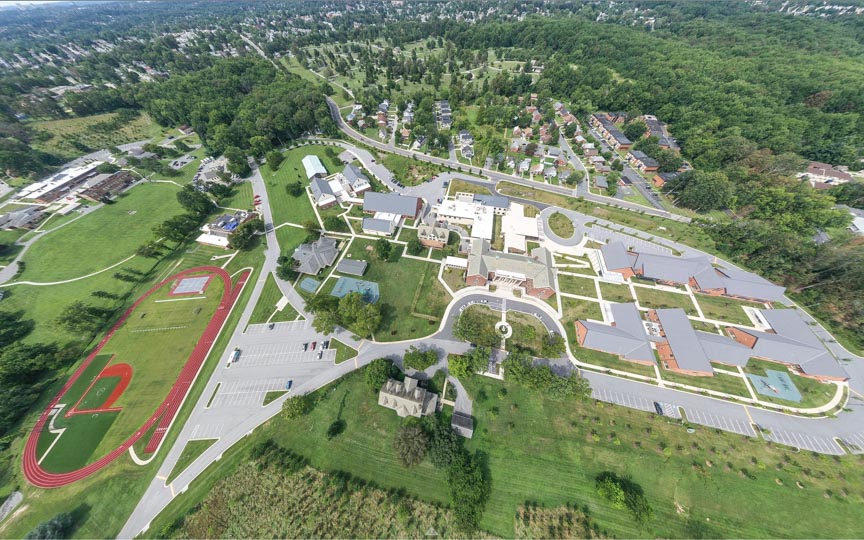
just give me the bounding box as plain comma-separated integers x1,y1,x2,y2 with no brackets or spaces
539,207,586,247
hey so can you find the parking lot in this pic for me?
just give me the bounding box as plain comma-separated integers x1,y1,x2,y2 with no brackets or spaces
839,432,864,454
762,428,845,455
188,422,224,440
683,407,757,437
592,386,656,413
208,379,289,408
231,342,335,368
245,320,310,335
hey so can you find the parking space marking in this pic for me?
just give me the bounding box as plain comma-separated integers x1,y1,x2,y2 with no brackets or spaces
591,387,655,413
683,407,756,437
189,423,223,440
657,402,682,419
208,379,288,408
245,320,309,335
234,344,335,368
763,428,845,455
839,433,864,454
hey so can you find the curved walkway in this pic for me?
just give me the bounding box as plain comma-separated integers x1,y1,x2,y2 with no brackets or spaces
3,254,137,287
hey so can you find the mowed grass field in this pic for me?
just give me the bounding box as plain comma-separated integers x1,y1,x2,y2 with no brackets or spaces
30,112,163,159
16,182,183,282
248,272,299,326
263,145,342,227
146,371,864,539
40,271,224,469
344,238,450,341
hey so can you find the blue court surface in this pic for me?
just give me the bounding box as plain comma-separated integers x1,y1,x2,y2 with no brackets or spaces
747,369,802,403
330,277,380,303
299,277,320,294
172,276,211,295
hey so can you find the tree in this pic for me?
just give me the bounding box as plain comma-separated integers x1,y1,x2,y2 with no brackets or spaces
448,451,490,532
136,240,164,258
393,423,429,468
311,309,338,335
323,215,348,232
267,150,284,171
540,334,566,357
224,146,251,177
25,512,74,540
448,346,488,379
606,179,618,197
55,301,107,335
374,237,392,260
503,352,591,401
664,170,735,211
364,358,396,392
429,421,463,468
228,218,264,250
283,394,312,418
176,185,213,217
597,475,627,509
406,236,424,255
0,310,34,348
154,214,201,243
623,120,647,142
403,345,438,371
286,181,304,197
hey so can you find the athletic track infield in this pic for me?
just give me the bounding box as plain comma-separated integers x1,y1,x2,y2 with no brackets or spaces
22,266,250,488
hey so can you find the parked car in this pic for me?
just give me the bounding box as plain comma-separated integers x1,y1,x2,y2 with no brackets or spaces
303,343,309,351
311,341,317,350
322,341,330,350
285,380,293,390
317,351,323,360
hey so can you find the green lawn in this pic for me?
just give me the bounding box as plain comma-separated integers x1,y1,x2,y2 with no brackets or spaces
507,311,548,356
695,294,763,326
331,338,358,365
219,180,254,210
599,282,634,303
274,224,309,255
634,287,698,316
574,345,657,378
146,370,864,540
447,178,491,196
558,273,597,297
15,182,182,283
247,272,299,326
548,212,576,238
381,154,444,186
660,369,751,398
263,145,342,227
743,359,837,409
345,239,450,341
167,439,217,484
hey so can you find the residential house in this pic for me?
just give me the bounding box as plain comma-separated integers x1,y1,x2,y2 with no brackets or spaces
640,115,678,150
292,236,339,275
378,377,438,418
310,177,338,208
543,166,557,180
342,164,371,195
0,206,44,230
594,175,608,190
582,142,597,156
417,224,450,248
652,172,679,188
589,113,632,150
530,163,544,176
627,150,659,173
800,161,853,187
518,159,531,174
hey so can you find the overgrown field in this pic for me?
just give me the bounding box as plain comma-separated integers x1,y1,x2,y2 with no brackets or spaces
30,112,163,159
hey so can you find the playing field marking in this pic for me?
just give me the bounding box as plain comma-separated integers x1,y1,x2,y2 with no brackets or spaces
155,296,207,303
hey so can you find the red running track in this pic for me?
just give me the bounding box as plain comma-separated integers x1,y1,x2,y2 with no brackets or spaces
22,266,250,488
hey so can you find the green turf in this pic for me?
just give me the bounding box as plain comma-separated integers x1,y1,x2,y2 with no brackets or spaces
558,273,598,297
77,376,122,411
219,180,254,210
599,282,634,303
695,294,763,326
262,391,287,406
331,338,358,364
16,183,183,283
263,146,342,228
167,439,217,484
248,272,299,325
548,211,576,238
660,369,751,398
39,412,120,473
274,224,309,254
345,239,450,341
634,287,698,316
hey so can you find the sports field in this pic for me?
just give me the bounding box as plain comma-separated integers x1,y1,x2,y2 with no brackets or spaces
23,266,248,487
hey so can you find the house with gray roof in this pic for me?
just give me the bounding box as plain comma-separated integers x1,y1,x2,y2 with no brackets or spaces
310,177,337,208
336,259,367,276
292,236,339,275
417,224,450,248
627,150,660,172
576,303,655,364
342,163,371,195
363,192,422,219
473,193,510,214
362,217,397,236
466,238,556,299
451,412,474,439
0,206,45,230
600,241,786,303
651,308,714,376
727,309,848,382
378,377,438,418
594,175,609,189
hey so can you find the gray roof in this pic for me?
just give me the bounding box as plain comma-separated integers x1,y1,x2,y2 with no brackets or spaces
363,192,420,218
473,194,510,209
292,236,339,275
310,177,335,202
579,303,654,363
0,205,44,229
595,175,608,189
362,217,396,235
694,330,752,366
336,259,367,276
735,310,848,380
342,163,369,189
656,308,713,374
467,238,555,290
630,150,659,168
378,377,438,418
600,242,634,272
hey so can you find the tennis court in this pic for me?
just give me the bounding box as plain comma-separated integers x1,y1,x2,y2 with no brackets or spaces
331,277,380,303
